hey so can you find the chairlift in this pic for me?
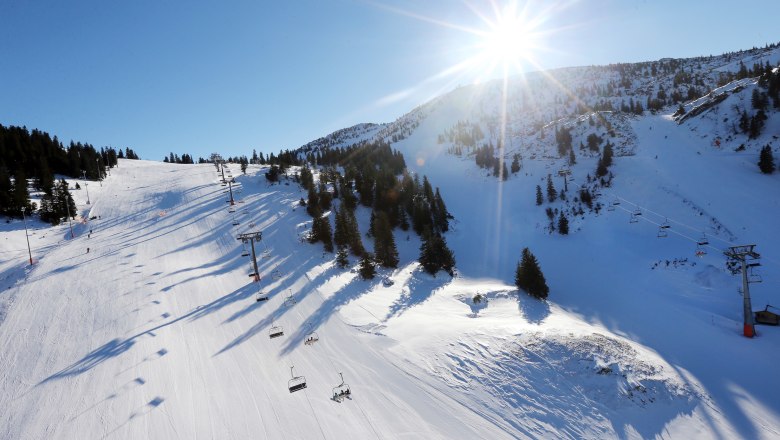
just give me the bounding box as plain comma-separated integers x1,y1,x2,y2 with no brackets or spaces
331,373,351,402
748,263,763,283
256,291,269,302
272,269,282,280
269,323,284,339
304,325,319,346
232,218,240,226
697,233,709,246
288,366,307,393
241,241,250,257
629,213,638,224
695,245,707,257
284,289,296,306
228,207,235,213
633,209,642,216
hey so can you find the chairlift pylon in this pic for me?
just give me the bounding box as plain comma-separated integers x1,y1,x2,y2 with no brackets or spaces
331,372,351,402
288,366,307,393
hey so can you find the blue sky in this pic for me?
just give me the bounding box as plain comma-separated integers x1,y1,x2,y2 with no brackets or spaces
1,0,778,161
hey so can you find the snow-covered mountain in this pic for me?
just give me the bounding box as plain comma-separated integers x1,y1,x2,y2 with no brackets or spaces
1,44,779,439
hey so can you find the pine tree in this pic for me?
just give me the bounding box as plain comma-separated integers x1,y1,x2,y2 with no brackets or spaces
558,212,569,235
535,185,543,206
320,215,334,252
358,253,376,280
373,211,399,268
758,145,775,174
515,247,549,299
56,179,76,220
510,154,521,174
546,174,557,202
419,230,456,276
333,207,350,248
10,169,31,217
318,181,332,211
336,246,349,268
432,188,451,232
306,186,320,217
568,148,576,166
346,210,365,256
0,167,13,216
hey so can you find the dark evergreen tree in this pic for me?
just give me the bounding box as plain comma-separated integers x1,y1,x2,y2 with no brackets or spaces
336,246,349,269
419,230,456,276
510,154,521,174
333,207,350,248
306,186,320,217
318,181,332,211
546,174,557,202
358,253,376,280
515,247,549,299
373,211,399,268
535,185,543,206
558,212,569,235
758,145,775,174
0,167,12,216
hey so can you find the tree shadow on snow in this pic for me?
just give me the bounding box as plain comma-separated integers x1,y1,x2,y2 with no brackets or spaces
517,292,551,325
385,270,451,320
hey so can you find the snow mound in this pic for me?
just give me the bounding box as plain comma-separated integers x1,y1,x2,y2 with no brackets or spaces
435,332,700,438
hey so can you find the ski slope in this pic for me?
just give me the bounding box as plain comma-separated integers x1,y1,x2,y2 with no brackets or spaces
1,109,779,438
0,160,522,440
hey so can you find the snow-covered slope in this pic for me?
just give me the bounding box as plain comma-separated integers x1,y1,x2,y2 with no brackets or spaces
2,45,780,439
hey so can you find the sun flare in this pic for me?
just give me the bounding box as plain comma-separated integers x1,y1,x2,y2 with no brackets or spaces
479,12,536,66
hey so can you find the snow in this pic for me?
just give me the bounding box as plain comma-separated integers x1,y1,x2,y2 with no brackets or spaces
2,48,780,439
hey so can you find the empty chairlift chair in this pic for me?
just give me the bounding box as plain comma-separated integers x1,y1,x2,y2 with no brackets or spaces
241,241,250,257
331,373,351,402
288,367,307,393
284,289,296,307
269,323,284,339
256,290,269,302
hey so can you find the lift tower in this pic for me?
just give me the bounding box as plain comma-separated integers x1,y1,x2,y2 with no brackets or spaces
724,244,761,338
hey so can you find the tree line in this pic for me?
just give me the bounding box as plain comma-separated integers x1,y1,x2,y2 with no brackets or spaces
0,124,125,221
296,141,455,278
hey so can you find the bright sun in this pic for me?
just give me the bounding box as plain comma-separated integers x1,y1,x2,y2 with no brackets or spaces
471,3,543,77
480,14,535,66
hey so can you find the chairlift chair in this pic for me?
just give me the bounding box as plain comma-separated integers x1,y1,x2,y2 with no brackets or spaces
304,330,319,346
697,233,709,246
288,366,307,393
657,227,668,238
272,269,282,280
256,291,269,302
269,324,284,339
284,289,296,306
331,373,351,402
232,218,240,226
748,263,763,283
633,209,642,216
629,213,638,224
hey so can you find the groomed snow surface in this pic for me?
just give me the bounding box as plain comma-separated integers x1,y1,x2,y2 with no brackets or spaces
1,110,779,439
